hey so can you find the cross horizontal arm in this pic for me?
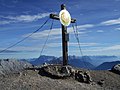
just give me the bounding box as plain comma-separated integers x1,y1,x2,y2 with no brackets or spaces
50,13,76,23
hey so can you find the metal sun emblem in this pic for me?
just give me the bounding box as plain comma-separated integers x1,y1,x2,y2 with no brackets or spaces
59,9,71,26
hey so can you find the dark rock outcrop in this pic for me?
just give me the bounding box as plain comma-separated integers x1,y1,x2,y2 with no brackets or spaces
75,70,92,83
111,64,120,75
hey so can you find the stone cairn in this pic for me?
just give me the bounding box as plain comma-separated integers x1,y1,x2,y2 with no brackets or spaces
39,63,92,84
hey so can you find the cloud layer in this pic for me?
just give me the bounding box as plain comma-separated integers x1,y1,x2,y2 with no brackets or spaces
0,13,50,25
23,24,94,40
101,18,120,25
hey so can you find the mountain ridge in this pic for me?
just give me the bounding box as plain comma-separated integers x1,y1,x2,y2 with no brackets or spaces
95,61,120,70
28,55,120,70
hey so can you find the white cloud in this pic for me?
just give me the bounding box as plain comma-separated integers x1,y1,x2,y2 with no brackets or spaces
23,24,94,40
69,42,99,47
101,18,120,25
116,28,120,31
44,42,99,48
0,20,12,25
97,30,104,33
104,45,120,50
23,28,61,39
46,42,99,48
6,42,99,52
84,45,120,52
46,43,62,47
3,46,42,52
77,24,94,30
49,36,62,40
6,13,50,22
0,13,50,24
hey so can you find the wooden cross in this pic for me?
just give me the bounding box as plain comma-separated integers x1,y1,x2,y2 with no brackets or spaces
50,4,76,66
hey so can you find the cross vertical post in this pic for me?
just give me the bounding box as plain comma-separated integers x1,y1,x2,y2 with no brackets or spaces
61,4,68,66
49,4,76,66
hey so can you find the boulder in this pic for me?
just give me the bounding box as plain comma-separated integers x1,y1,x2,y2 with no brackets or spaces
75,70,92,83
84,71,92,83
111,64,120,75
75,70,85,82
97,80,105,86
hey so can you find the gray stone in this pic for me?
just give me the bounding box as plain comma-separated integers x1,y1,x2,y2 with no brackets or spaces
111,64,120,75
84,71,92,83
39,65,73,78
75,70,85,82
98,80,104,86
70,68,75,78
61,66,70,74
75,70,92,83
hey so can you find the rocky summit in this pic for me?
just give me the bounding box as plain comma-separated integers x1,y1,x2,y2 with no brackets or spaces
0,59,120,90
0,59,32,75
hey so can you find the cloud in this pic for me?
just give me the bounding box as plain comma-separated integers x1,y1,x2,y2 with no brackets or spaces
0,50,18,53
46,43,62,47
6,13,50,22
69,42,99,47
44,42,99,48
23,24,94,40
3,46,42,52
0,42,99,53
100,18,120,25
84,45,120,52
116,28,120,31
97,30,104,33
0,13,50,24
23,28,61,39
104,45,120,50
77,24,94,30
0,44,61,53
0,20,13,25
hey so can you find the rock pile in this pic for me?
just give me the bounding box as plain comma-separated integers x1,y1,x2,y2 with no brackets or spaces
39,64,92,83
39,64,71,78
75,70,92,83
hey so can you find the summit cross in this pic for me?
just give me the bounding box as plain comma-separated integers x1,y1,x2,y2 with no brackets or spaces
50,4,76,66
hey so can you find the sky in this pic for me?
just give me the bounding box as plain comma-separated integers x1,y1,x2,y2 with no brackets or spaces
0,0,120,59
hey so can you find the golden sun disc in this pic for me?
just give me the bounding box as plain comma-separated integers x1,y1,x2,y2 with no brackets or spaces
59,9,71,26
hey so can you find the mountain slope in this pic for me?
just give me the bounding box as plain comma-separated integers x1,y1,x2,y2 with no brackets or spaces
69,59,95,69
29,55,56,65
0,59,32,75
89,56,119,66
29,55,95,69
95,61,120,70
